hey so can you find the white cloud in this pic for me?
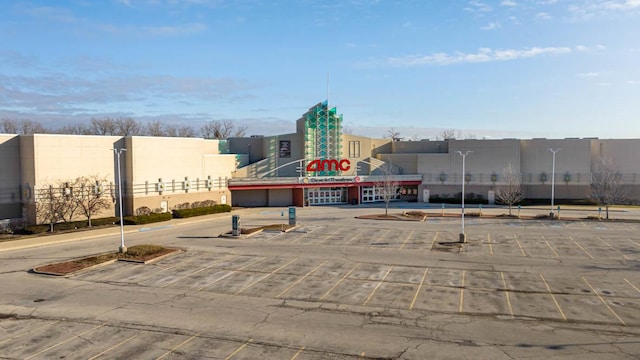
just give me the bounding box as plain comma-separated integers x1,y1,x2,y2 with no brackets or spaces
568,0,640,20
465,0,493,13
536,12,552,20
480,22,501,30
577,72,599,77
604,0,640,10
627,80,640,85
387,46,573,66
501,0,517,6
96,22,207,36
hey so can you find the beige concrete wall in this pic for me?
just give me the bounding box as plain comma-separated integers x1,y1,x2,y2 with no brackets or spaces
393,140,448,154
127,136,235,213
0,134,21,219
449,139,521,183
520,139,591,186
30,134,121,182
594,139,640,180
23,135,122,223
377,154,418,174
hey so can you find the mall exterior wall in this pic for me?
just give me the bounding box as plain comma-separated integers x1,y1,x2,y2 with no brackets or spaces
0,134,238,226
0,135,21,220
20,134,123,224
124,136,235,215
404,137,639,203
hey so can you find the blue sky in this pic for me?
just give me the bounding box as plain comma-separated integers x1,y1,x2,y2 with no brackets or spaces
1,0,639,139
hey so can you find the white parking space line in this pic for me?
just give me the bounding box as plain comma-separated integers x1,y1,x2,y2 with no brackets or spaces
398,230,414,250
290,346,305,360
543,237,560,258
597,237,631,260
582,277,626,326
539,274,567,321
362,266,393,306
320,264,359,301
571,237,594,259
196,257,266,291
514,235,527,257
0,320,60,346
25,324,104,360
156,333,199,360
234,258,298,295
160,254,239,288
225,338,253,360
624,278,640,293
409,267,429,310
487,234,494,255
276,260,328,298
500,272,514,317
459,270,466,313
430,232,439,251
87,333,140,360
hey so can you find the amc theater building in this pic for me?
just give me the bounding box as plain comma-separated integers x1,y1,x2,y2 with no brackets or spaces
227,101,422,207
1,99,639,226
226,101,639,208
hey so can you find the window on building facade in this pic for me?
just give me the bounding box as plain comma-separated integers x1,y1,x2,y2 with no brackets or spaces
349,141,360,158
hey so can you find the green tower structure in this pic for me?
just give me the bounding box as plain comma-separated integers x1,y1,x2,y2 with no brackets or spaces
296,100,343,176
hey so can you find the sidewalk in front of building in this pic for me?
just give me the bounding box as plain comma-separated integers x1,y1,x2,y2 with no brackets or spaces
0,211,234,253
1,204,638,253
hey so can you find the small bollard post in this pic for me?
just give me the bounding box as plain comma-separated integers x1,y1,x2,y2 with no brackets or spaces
232,215,241,237
441,203,445,216
478,204,482,217
556,205,561,219
598,207,602,220
517,205,521,219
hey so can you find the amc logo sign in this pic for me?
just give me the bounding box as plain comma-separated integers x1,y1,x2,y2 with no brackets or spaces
306,159,351,172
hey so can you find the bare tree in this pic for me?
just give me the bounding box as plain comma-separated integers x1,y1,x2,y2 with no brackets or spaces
114,117,142,136
495,163,525,216
73,175,112,227
590,157,627,219
437,129,461,140
201,119,247,139
35,184,67,232
57,181,81,223
384,128,402,141
373,162,400,216
1,119,19,133
233,123,248,138
176,125,196,137
145,120,166,136
89,118,117,135
164,124,179,137
57,123,91,135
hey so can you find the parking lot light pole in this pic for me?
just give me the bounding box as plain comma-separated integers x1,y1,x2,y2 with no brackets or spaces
112,148,127,253
457,151,472,243
548,148,561,218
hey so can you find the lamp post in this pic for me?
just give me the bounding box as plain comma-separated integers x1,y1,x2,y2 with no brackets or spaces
457,151,472,243
112,148,127,253
548,148,561,218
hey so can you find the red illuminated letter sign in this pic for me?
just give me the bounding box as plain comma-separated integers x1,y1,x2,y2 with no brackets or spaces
339,159,350,171
306,159,351,172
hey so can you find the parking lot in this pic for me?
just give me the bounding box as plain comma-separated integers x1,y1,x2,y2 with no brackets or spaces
0,207,639,359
